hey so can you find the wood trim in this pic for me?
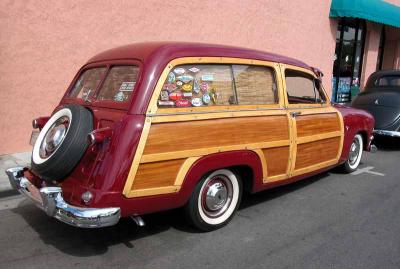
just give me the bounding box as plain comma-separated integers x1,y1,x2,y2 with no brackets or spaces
150,109,287,123
297,131,342,144
288,113,297,176
156,104,281,114
253,149,268,180
335,108,345,160
147,57,285,115
140,140,290,163
292,159,338,177
123,117,152,196
128,186,181,198
174,157,200,186
264,174,288,183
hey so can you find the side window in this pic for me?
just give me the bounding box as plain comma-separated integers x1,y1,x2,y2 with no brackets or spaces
285,70,326,104
376,76,400,86
158,64,235,107
233,65,277,105
157,63,278,108
69,67,107,99
97,66,139,102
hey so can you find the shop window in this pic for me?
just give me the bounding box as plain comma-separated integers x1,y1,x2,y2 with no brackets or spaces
157,64,278,108
332,18,366,103
69,67,107,99
285,70,326,104
96,66,139,102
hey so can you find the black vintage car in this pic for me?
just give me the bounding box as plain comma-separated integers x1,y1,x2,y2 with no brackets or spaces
352,70,400,137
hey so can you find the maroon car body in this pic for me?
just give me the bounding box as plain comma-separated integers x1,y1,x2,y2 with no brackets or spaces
6,42,375,229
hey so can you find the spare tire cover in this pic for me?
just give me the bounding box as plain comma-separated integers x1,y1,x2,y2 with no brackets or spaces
31,104,93,181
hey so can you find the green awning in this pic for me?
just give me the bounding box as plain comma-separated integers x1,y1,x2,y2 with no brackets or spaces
330,0,400,28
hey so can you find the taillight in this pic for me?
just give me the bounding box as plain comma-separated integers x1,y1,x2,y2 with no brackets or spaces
88,127,113,145
32,116,50,129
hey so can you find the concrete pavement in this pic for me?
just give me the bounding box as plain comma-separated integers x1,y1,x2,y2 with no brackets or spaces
0,151,30,192
0,138,399,268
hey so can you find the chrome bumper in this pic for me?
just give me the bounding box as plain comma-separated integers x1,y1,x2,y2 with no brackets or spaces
5,167,120,228
373,129,400,137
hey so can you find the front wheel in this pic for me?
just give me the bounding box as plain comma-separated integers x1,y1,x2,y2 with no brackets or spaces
185,169,242,232
341,133,363,173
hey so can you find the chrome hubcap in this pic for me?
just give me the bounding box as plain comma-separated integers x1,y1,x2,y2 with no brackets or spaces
39,116,70,158
201,176,233,218
349,138,361,165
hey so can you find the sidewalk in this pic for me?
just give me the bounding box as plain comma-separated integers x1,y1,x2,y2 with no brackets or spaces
0,152,31,192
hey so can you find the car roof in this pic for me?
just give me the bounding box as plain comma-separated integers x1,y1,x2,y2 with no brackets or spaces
87,42,311,70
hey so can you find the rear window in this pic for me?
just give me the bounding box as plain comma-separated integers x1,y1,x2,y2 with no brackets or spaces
157,64,277,108
68,66,139,102
69,67,107,99
375,76,400,87
96,66,140,102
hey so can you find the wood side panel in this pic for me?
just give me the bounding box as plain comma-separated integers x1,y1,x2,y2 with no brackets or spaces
262,146,289,177
132,159,185,190
296,113,340,137
143,116,289,155
295,137,340,170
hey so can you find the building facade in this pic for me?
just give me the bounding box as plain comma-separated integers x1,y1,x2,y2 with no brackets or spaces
0,0,399,155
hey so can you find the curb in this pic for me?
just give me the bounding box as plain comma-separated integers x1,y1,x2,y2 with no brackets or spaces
0,152,31,193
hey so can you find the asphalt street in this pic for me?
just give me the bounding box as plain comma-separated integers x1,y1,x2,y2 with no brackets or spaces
0,138,399,269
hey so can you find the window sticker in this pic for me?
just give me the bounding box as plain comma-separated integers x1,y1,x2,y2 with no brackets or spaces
119,82,135,92
177,74,193,83
201,74,214,81
167,72,176,83
191,97,203,107
174,67,186,75
158,64,234,108
176,99,191,107
189,67,200,73
114,91,126,102
160,90,169,101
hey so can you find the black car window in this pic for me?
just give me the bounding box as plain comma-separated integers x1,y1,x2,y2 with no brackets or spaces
375,76,400,87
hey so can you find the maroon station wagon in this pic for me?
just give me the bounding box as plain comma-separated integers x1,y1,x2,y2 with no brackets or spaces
6,42,375,231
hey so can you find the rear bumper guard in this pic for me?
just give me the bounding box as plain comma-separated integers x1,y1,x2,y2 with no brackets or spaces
5,167,120,228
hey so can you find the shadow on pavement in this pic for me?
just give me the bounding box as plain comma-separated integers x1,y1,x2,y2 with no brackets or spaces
373,136,400,151
11,171,331,257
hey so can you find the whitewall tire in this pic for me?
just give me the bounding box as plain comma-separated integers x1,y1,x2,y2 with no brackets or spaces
185,169,242,231
342,134,363,173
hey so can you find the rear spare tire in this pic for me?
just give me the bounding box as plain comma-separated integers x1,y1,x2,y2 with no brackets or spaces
31,104,93,181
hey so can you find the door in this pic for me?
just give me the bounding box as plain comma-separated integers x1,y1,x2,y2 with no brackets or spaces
281,65,344,177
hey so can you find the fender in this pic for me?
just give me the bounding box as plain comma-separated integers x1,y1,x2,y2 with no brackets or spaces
334,104,375,163
178,150,263,201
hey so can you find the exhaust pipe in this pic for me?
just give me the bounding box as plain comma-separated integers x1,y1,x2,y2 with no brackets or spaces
131,216,145,227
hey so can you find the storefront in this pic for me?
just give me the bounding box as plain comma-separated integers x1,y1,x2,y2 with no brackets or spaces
330,0,400,103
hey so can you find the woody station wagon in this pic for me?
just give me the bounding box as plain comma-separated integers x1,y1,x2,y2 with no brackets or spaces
6,42,375,231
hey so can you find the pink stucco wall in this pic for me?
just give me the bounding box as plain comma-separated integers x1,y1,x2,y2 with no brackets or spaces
383,26,400,69
0,0,337,155
360,22,382,87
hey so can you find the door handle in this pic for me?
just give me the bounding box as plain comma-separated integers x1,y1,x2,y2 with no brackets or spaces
290,111,302,118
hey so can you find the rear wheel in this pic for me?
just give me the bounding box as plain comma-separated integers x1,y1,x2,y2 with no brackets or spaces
31,104,93,181
341,134,363,173
185,169,242,231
